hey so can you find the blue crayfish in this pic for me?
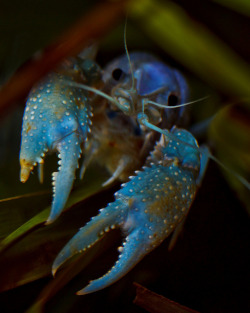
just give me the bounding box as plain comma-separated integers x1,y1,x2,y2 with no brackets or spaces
20,49,218,294
20,51,190,221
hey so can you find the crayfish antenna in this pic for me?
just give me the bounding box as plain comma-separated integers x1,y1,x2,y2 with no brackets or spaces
123,16,135,93
145,95,209,110
208,153,250,190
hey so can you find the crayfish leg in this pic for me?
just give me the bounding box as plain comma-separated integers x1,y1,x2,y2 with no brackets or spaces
102,157,131,187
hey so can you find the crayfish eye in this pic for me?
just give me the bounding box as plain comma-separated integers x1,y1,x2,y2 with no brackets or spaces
168,93,179,107
112,68,124,81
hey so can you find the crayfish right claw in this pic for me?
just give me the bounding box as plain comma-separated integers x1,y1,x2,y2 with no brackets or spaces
77,229,148,295
52,201,122,274
53,127,201,294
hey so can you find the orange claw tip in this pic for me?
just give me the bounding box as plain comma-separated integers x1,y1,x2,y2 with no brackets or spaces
76,289,88,296
20,160,33,183
20,170,30,183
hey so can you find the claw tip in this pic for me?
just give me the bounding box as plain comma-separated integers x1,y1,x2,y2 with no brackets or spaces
20,159,33,183
76,288,89,296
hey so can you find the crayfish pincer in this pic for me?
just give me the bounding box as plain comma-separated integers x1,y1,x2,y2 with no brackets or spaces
19,57,102,223
53,127,208,294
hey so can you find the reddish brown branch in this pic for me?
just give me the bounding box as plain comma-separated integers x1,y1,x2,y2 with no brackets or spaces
0,0,127,116
134,283,200,313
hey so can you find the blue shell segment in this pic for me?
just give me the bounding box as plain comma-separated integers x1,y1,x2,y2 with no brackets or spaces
20,71,89,156
135,62,181,97
53,127,201,294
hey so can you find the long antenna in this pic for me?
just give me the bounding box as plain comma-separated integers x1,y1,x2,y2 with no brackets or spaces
63,79,197,112
63,80,122,108
208,153,250,190
144,96,209,110
124,16,135,93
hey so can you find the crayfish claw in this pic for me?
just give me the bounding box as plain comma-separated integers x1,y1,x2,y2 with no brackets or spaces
77,229,149,295
46,132,82,224
52,200,123,273
19,55,102,222
53,127,203,294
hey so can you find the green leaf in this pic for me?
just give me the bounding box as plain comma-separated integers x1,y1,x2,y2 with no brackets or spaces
0,166,109,253
0,166,111,291
25,232,118,313
0,191,50,240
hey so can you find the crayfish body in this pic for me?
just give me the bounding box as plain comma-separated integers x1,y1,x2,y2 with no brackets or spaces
81,51,190,186
19,49,205,293
20,51,190,222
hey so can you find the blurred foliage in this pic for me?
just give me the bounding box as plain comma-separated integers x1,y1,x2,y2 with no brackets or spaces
209,101,250,214
212,0,250,17
130,0,250,98
0,0,249,313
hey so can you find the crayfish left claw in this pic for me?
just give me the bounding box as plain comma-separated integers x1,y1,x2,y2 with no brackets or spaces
19,56,101,222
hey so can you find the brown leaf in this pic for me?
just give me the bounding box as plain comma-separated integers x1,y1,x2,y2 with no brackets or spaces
134,283,200,313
